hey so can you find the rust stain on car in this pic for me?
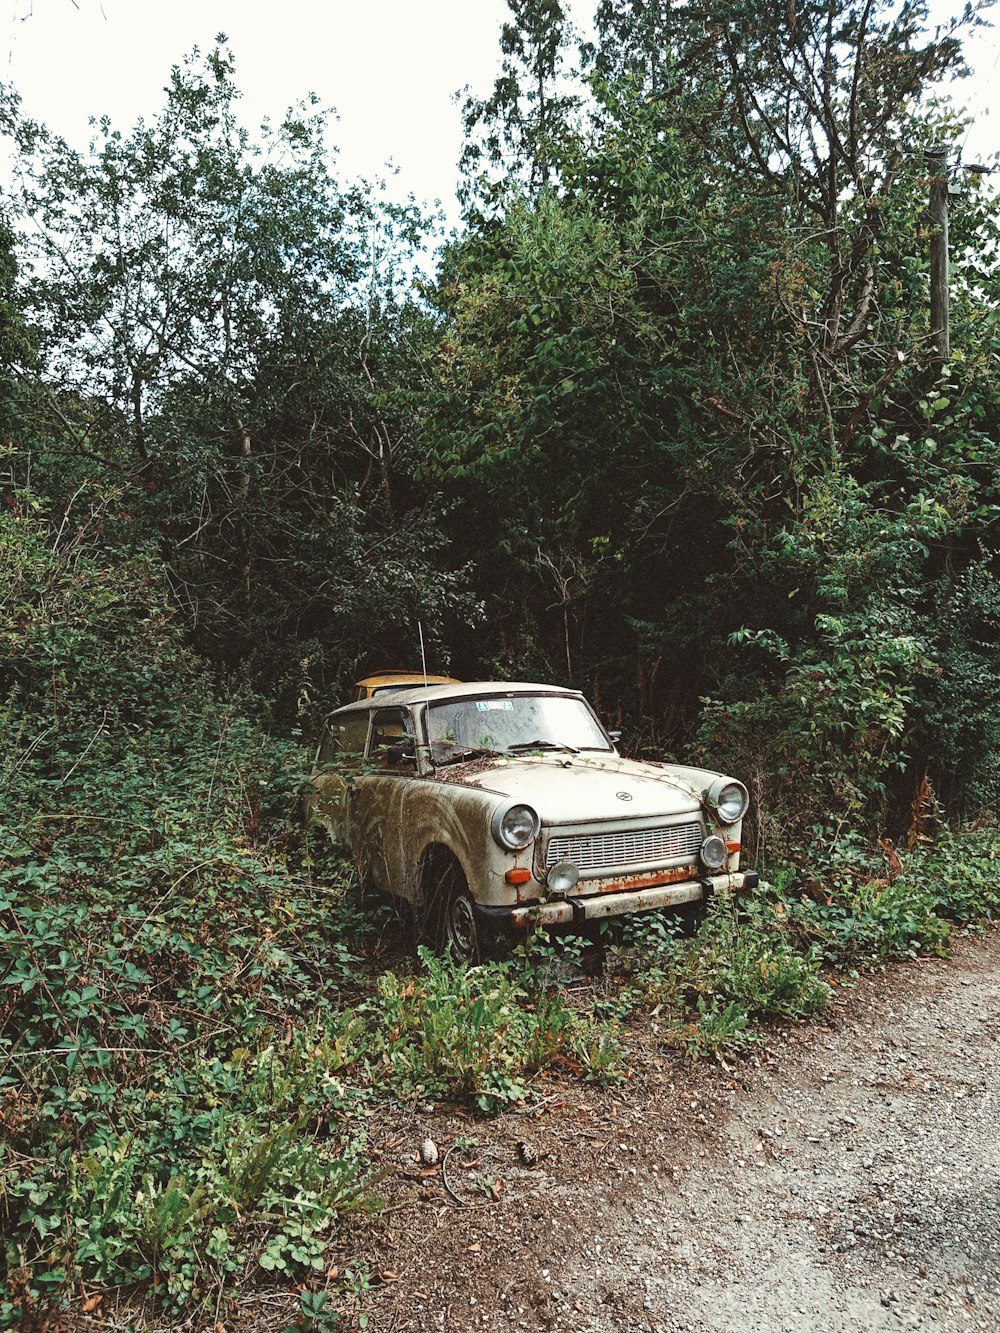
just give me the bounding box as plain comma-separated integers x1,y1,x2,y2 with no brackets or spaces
587,864,698,895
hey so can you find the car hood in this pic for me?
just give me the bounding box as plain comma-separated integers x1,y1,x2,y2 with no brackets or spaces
439,753,722,824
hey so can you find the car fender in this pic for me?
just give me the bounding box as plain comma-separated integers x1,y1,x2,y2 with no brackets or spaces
400,778,522,908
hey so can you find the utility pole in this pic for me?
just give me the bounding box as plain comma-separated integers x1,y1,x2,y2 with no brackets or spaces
925,145,950,364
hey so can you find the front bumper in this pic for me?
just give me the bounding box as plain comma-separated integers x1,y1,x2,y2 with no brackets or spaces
476,869,759,934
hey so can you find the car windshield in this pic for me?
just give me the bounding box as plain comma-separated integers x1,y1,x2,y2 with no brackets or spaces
426,694,611,762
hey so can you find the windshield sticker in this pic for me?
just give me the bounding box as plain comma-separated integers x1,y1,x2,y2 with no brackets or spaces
476,700,514,711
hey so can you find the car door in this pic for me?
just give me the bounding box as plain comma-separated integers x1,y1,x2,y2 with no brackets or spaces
309,709,370,844
351,704,420,897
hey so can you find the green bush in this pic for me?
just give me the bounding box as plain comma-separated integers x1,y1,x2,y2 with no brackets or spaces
613,900,830,1017
0,499,378,1323
771,832,998,967
920,829,1000,923
603,900,830,1060
787,877,951,964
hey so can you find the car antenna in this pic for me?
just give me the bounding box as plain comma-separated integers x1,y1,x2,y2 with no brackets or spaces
418,621,437,772
418,621,429,693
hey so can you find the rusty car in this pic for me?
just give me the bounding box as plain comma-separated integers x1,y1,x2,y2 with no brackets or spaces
307,681,758,958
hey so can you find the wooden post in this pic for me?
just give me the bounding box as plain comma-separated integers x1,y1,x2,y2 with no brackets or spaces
925,146,950,364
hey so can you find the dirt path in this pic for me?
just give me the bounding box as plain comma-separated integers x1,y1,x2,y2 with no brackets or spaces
362,928,999,1333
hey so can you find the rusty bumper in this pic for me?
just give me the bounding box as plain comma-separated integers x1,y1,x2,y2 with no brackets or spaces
476,869,759,935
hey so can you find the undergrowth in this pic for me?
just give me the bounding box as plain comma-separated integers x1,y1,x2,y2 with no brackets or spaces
0,503,621,1327
3,498,999,1327
597,828,1000,1059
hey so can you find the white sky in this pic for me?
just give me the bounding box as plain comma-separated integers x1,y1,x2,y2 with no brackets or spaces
3,0,998,228
3,0,526,226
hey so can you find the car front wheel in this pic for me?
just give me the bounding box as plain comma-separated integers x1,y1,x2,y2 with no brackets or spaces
443,887,479,961
421,846,481,963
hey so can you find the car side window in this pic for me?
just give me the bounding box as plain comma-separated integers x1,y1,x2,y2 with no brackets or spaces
367,706,416,771
320,712,369,768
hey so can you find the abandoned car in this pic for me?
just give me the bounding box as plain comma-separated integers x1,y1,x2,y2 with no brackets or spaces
307,681,758,958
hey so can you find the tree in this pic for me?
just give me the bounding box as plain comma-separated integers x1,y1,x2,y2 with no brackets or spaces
4,46,474,699
459,0,581,218
438,0,1000,833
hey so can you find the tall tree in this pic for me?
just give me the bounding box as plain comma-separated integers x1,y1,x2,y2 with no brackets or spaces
459,0,581,217
438,0,1000,834
3,48,473,698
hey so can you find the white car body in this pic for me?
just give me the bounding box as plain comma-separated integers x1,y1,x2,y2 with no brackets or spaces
308,681,757,954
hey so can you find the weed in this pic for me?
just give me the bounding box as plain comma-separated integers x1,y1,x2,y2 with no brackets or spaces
669,996,761,1059
289,1288,340,1333
565,1026,624,1079
370,947,621,1110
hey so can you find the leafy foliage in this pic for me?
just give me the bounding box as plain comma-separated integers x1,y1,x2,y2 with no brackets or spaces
0,479,612,1323
460,0,582,215
4,45,474,706
2,7,1000,1322
372,946,620,1113
430,0,1000,835
0,490,379,1323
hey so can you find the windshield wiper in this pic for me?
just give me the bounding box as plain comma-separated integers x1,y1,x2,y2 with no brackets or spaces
506,739,580,754
433,745,499,766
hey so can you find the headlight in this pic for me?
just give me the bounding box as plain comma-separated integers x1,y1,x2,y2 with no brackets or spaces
705,777,749,824
700,834,728,871
546,861,579,895
491,802,541,850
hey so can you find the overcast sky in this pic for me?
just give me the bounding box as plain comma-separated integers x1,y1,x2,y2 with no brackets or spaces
3,0,997,228
3,0,526,225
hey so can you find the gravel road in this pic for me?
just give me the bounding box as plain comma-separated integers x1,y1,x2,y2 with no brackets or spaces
366,928,999,1333
567,929,1000,1333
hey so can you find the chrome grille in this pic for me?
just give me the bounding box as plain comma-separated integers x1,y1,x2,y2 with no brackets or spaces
545,821,702,872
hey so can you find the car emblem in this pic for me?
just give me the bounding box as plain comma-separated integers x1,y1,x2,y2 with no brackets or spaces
616,791,632,801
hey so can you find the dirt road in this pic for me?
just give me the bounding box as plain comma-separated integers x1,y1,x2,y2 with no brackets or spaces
364,928,999,1332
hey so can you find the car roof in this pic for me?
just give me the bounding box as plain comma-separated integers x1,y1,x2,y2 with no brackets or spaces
330,681,583,716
